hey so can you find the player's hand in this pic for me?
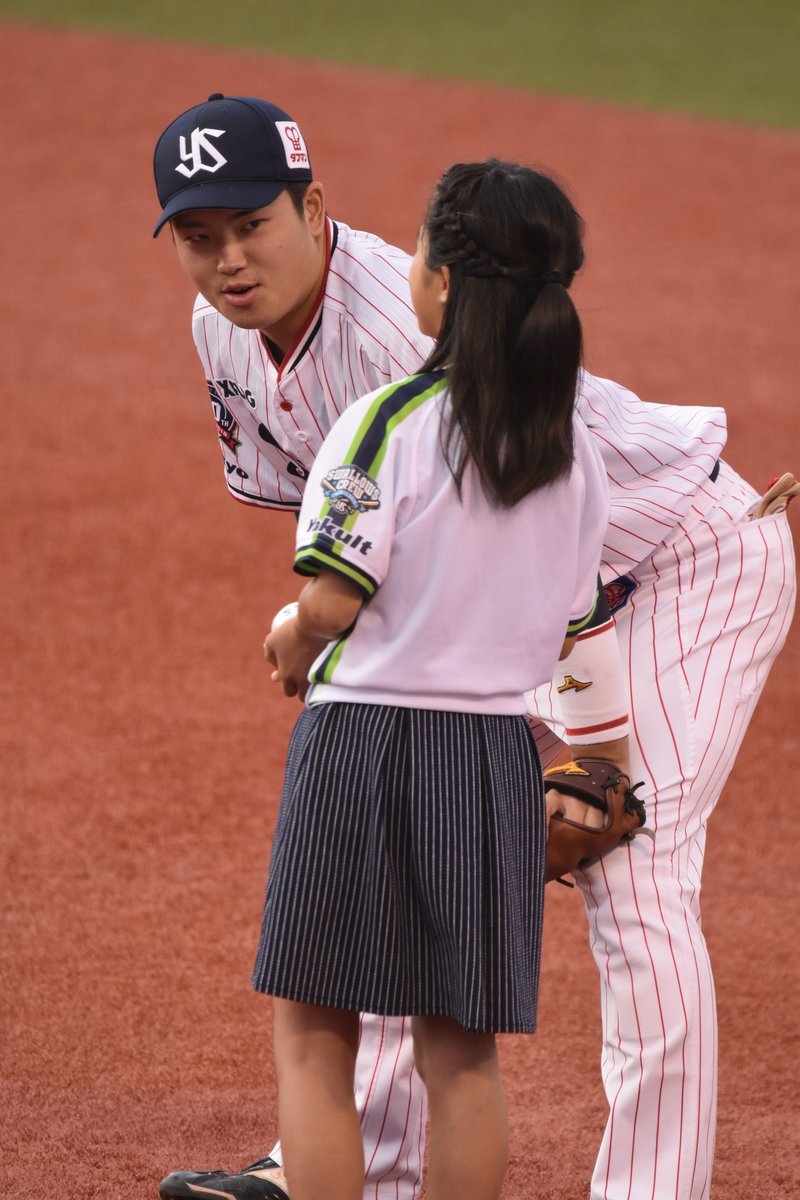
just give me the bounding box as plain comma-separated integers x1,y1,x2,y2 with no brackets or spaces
545,787,567,827
546,788,606,830
543,736,631,835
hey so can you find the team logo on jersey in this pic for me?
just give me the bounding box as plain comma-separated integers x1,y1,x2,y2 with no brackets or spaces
175,127,227,178
604,574,638,615
557,675,593,694
275,121,310,169
215,377,255,408
306,515,373,555
207,381,241,452
321,466,380,516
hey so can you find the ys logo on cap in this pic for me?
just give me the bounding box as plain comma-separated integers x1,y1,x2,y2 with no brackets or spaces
176,127,227,178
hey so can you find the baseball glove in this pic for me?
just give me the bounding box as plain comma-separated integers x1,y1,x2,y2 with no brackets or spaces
751,472,799,519
544,758,647,886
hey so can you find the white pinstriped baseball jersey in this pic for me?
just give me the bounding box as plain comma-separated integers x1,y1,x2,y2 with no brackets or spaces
575,371,727,581
294,370,610,714
190,218,434,511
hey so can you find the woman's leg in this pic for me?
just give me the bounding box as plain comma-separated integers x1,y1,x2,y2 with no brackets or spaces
412,1015,507,1200
272,998,362,1200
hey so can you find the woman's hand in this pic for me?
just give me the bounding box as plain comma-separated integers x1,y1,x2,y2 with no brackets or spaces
264,618,329,701
263,571,364,701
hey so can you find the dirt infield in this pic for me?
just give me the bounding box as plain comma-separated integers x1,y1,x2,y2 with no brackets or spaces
2,21,798,1200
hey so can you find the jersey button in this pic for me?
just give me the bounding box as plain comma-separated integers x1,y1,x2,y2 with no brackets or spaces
279,400,293,411
296,431,309,443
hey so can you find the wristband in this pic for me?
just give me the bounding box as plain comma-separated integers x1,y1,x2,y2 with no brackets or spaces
552,618,629,743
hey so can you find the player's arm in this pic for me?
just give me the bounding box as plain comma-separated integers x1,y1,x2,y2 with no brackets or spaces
560,634,578,659
545,592,632,824
264,571,363,700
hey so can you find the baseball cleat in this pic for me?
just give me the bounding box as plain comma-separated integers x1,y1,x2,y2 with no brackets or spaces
158,1156,289,1200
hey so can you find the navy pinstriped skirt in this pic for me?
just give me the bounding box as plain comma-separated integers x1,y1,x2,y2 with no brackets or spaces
252,702,546,1033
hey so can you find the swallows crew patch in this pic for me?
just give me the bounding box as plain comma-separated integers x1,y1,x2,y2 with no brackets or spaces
321,466,381,516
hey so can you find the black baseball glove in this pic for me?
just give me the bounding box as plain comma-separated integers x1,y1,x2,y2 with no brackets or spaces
544,758,647,886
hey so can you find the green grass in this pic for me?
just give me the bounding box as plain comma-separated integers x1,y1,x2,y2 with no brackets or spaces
2,0,798,129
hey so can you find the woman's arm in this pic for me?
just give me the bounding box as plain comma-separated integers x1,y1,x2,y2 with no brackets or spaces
263,571,364,700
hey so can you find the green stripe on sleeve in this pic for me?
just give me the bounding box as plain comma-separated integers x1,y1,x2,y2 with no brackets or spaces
566,587,600,636
295,546,377,597
309,371,448,547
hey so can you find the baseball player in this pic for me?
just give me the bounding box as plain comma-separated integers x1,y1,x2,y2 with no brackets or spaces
152,95,798,1200
153,92,433,1200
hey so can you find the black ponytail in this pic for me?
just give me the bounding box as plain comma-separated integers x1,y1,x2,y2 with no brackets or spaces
421,160,584,507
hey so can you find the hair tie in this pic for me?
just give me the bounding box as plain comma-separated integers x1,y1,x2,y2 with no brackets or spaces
537,269,571,289
521,268,573,306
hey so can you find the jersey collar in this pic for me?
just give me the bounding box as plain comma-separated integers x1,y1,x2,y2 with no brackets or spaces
261,217,339,378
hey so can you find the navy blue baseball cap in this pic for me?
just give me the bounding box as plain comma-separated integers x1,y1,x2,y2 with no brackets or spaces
152,93,313,236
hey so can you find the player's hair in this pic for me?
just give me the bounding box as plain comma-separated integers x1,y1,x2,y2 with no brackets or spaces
285,180,312,216
421,159,584,507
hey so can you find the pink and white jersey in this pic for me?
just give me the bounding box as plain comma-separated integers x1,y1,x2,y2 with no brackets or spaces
294,371,610,715
190,219,434,511
577,372,728,580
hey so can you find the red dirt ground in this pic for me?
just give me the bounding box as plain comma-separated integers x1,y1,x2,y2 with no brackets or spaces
2,21,798,1200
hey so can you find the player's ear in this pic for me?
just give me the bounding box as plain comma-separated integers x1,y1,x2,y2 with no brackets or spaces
303,182,326,234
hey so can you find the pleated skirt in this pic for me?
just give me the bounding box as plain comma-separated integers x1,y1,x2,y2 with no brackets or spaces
252,702,546,1033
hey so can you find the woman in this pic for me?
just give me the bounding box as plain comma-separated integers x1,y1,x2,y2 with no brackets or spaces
256,160,611,1200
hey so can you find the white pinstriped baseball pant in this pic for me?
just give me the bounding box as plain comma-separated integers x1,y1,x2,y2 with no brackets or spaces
536,461,797,1199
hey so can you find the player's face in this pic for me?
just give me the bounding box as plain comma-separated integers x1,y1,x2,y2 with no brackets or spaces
409,229,449,338
170,184,327,351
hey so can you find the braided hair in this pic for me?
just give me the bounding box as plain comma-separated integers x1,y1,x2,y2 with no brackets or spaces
421,159,585,507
